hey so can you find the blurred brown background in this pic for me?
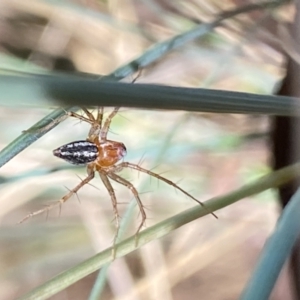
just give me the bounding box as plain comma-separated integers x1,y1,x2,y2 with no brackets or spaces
0,0,295,299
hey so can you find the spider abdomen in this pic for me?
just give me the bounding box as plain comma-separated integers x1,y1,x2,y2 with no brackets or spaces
53,141,98,165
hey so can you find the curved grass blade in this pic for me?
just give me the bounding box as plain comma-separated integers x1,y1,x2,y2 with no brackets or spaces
241,188,300,299
0,107,77,168
18,161,300,300
0,0,286,168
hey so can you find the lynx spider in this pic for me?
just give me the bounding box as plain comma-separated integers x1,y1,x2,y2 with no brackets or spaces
20,107,217,255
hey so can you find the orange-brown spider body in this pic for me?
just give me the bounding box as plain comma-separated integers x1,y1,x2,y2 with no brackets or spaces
53,139,126,168
93,140,127,168
21,106,216,257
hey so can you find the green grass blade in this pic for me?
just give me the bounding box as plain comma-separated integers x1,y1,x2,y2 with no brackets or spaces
241,188,300,299
0,107,77,168
109,0,286,80
17,161,300,300
1,76,299,114
46,79,300,114
0,0,286,168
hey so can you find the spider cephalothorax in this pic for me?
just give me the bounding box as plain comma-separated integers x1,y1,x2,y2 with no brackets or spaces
21,107,216,256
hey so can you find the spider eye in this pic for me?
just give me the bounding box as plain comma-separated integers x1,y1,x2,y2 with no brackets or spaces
53,141,98,165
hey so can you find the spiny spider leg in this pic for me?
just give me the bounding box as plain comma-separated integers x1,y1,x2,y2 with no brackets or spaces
19,171,95,223
107,172,146,247
67,111,95,125
96,107,104,127
24,108,94,135
100,107,120,141
67,109,102,138
23,112,69,134
81,107,96,122
109,162,218,219
98,172,121,258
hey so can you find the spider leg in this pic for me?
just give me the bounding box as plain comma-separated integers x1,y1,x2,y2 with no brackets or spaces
98,171,120,259
107,172,146,248
68,108,104,138
132,68,142,83
23,112,69,134
96,107,104,128
19,171,95,223
78,107,104,126
100,107,120,141
27,108,94,134
67,111,94,125
110,162,217,219
81,107,96,122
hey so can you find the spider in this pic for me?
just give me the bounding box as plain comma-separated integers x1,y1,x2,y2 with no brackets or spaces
20,107,217,254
